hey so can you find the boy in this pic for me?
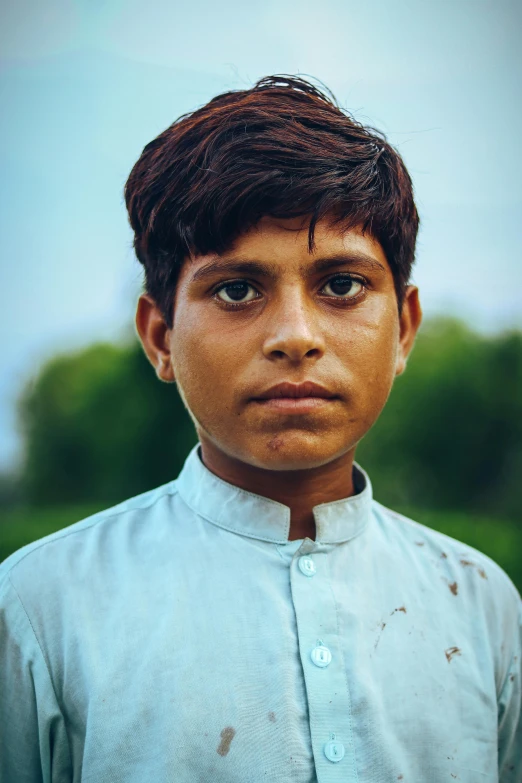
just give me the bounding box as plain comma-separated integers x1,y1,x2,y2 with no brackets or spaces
1,76,520,782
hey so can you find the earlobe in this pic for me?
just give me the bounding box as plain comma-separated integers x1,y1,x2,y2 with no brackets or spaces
395,352,407,377
135,293,175,381
156,356,176,383
395,285,422,377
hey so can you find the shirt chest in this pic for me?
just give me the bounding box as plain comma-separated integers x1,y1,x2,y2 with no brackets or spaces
52,542,499,782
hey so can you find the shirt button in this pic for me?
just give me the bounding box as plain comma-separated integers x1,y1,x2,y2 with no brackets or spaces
324,740,345,763
311,644,332,668
298,555,316,576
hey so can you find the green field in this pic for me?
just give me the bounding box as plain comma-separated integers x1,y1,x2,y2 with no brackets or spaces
1,504,521,596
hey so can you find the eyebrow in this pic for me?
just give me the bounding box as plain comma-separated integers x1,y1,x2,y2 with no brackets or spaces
189,252,387,283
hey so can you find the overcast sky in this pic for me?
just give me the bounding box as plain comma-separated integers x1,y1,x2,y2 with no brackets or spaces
1,0,521,470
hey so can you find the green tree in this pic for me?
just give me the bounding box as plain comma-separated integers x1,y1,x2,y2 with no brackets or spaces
19,341,197,506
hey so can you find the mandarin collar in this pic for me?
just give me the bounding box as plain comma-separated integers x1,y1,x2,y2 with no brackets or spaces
175,444,373,545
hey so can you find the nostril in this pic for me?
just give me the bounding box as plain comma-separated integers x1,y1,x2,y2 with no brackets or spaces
263,332,325,361
268,346,323,361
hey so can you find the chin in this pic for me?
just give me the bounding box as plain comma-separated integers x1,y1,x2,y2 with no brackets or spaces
246,432,350,471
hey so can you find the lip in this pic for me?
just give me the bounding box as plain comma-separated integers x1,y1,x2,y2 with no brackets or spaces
250,381,340,413
253,381,338,400
251,397,337,413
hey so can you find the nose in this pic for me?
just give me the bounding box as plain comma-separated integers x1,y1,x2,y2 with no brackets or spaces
262,287,325,363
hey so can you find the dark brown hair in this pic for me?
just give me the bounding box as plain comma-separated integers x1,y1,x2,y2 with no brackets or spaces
125,75,419,326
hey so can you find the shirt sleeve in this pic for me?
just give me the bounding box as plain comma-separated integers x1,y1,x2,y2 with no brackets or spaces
498,594,522,782
0,571,71,783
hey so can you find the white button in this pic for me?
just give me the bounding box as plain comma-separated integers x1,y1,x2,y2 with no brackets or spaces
298,555,316,576
324,740,345,763
311,644,332,668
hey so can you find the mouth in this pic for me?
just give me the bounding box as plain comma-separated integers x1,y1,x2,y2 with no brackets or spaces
250,381,340,413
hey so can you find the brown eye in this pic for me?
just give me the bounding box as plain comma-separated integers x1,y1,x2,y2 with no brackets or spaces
322,275,363,298
216,281,259,303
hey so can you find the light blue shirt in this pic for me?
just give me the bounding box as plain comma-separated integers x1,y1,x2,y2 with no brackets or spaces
1,445,520,782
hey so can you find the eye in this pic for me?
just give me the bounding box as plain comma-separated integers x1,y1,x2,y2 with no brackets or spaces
322,275,364,299
215,280,259,304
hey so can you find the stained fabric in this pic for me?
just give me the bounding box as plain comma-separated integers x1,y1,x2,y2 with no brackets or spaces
1,444,520,782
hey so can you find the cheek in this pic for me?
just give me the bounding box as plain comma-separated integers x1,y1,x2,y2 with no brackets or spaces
170,309,249,413
330,314,398,402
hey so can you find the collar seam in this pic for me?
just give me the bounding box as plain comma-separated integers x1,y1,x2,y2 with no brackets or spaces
176,488,288,545
194,455,290,512
196,452,369,514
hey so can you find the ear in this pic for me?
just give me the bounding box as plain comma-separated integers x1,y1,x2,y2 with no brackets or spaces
395,285,422,376
135,294,176,382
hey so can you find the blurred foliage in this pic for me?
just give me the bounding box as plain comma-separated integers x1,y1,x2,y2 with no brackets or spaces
2,315,521,589
18,341,197,507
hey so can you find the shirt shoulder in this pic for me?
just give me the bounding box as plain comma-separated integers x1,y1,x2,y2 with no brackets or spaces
0,480,180,597
372,499,520,597
372,499,518,593
371,499,521,682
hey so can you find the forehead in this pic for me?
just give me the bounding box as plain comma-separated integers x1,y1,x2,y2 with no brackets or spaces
241,215,384,258
183,215,391,280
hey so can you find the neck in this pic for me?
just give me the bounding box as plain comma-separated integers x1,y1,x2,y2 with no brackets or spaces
198,438,356,541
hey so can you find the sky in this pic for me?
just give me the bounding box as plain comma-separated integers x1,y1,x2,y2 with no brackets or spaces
0,0,521,470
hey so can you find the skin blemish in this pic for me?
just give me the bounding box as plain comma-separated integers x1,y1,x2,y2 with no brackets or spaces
217,726,236,756
414,541,425,547
390,606,407,615
268,711,276,722
445,646,462,663
440,552,448,559
510,673,515,682
460,559,487,579
267,436,285,451
398,776,404,780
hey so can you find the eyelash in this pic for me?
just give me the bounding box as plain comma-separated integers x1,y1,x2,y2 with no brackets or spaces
212,274,369,309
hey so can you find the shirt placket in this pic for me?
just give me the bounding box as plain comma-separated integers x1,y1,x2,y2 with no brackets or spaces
290,542,358,782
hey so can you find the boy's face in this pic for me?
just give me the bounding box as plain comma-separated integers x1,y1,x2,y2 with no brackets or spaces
137,216,422,471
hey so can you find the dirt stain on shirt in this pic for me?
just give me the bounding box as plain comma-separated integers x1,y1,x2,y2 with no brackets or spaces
374,621,387,650
374,607,407,650
460,559,487,579
217,726,236,756
445,646,462,663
